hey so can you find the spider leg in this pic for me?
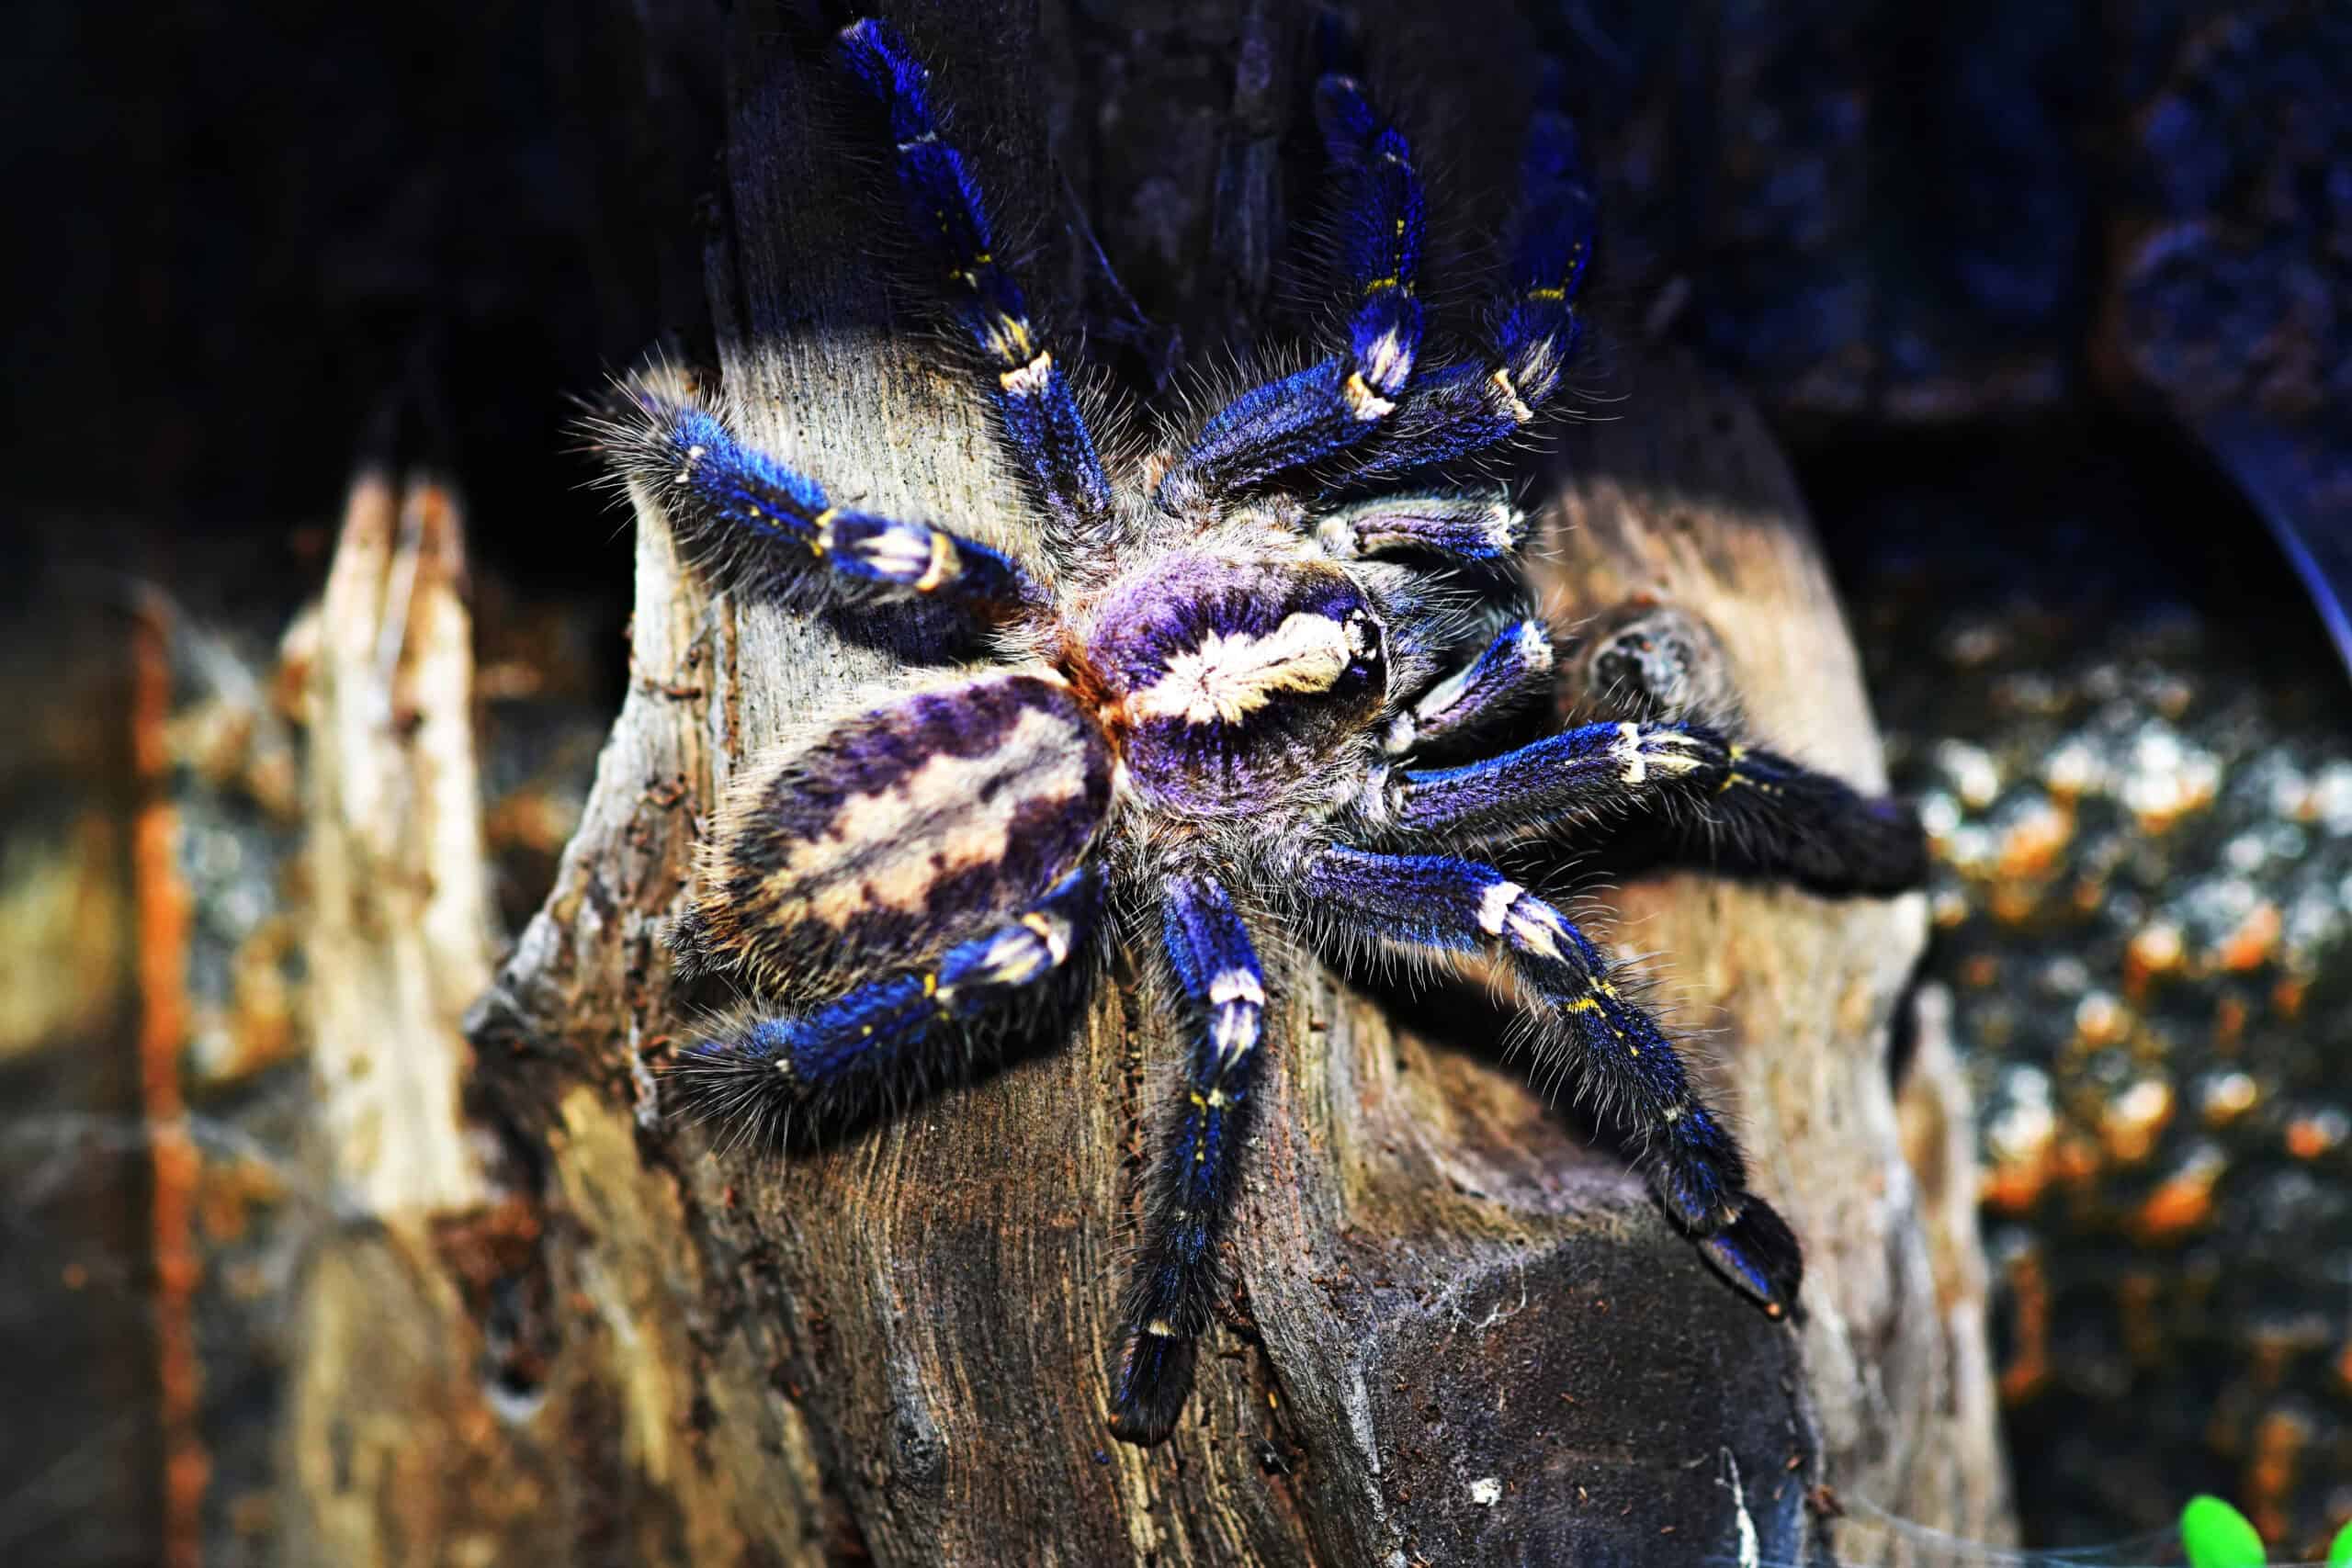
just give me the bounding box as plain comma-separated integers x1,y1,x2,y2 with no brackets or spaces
1109,874,1266,1445
673,868,1100,1136
1295,845,1802,1310
1343,73,1594,483
1653,740,1928,894
1381,616,1555,757
1373,718,1927,893
1374,717,1736,837
1157,68,1427,504
836,18,1116,556
1312,491,1527,565
603,394,1041,614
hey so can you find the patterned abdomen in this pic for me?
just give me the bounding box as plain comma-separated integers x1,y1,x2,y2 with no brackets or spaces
679,672,1112,996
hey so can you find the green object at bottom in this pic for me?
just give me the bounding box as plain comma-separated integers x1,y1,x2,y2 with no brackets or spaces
2327,1517,2352,1567
2180,1495,2266,1568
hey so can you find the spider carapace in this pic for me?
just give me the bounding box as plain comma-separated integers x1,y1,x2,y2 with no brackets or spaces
603,14,1927,1445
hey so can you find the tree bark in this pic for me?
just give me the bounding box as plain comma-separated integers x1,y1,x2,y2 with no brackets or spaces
270,3,2011,1562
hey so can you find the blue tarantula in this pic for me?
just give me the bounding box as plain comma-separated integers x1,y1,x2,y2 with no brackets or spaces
609,15,1925,1445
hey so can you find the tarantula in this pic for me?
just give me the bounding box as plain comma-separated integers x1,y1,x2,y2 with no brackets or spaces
607,15,1925,1445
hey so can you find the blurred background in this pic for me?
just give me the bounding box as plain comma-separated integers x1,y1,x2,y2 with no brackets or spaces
4,0,2346,1561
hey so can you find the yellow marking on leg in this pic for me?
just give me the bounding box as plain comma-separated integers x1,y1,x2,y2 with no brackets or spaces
922,972,937,998
1715,743,1749,794
999,350,1054,397
1527,287,1567,302
1018,911,1072,964
1342,371,1396,420
812,506,840,557
913,530,961,593
981,314,1038,365
1487,368,1534,423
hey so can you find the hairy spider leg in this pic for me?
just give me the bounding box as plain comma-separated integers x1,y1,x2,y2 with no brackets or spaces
677,868,1101,1134
1380,717,1737,838
615,398,1039,612
1295,846,1803,1310
1643,741,1929,896
1381,716,1927,893
1311,491,1528,564
1345,72,1596,482
1382,615,1556,757
1159,70,1428,502
837,17,1116,554
1109,874,1267,1444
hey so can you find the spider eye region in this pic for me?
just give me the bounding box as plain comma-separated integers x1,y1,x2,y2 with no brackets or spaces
1085,557,1386,815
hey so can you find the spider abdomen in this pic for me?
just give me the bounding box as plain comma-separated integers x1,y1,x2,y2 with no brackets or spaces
1081,554,1386,817
678,672,1112,994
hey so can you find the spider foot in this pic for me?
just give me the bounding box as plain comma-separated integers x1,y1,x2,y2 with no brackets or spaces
1692,1197,1804,1318
1107,1326,1199,1447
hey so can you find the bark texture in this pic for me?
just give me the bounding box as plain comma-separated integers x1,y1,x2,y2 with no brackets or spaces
271,3,2010,1563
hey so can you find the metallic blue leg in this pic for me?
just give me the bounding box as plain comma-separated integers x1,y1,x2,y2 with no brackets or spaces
1345,74,1596,482
1382,718,1734,839
1381,718,1926,891
1381,616,1556,757
1312,491,1527,565
837,18,1116,553
1296,846,1802,1312
1108,874,1267,1444
1159,71,1427,503
673,869,1100,1139
605,395,1040,613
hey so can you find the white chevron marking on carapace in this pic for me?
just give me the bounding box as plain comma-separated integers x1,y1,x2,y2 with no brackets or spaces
1129,612,1354,727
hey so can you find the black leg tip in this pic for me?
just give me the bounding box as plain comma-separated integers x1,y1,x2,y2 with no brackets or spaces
1696,1197,1804,1318
1107,1330,1197,1447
